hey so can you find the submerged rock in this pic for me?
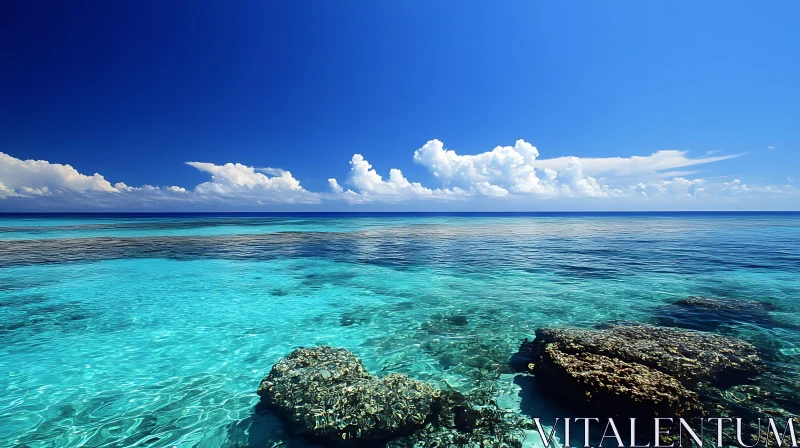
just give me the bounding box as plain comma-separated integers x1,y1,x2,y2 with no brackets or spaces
258,346,524,446
534,344,700,417
258,346,436,444
388,389,524,448
676,296,776,312
654,296,777,331
525,323,765,420
531,324,763,387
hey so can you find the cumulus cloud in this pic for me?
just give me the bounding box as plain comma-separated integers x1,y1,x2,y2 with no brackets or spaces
633,178,705,198
185,161,317,203
0,152,317,208
409,139,637,199
0,140,794,210
327,178,344,194
411,139,741,199
0,152,118,198
327,154,466,203
718,179,795,196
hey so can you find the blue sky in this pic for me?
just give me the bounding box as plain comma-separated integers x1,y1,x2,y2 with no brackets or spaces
1,1,798,211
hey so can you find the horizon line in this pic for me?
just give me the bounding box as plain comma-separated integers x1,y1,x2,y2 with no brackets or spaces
1,210,799,216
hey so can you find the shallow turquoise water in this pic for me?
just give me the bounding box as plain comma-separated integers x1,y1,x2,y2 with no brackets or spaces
1,213,799,447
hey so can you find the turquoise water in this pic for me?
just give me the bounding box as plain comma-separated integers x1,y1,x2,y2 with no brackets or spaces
1,213,799,447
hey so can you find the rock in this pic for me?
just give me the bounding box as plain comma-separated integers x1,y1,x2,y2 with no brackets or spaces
259,346,525,447
257,346,437,444
389,390,524,448
653,296,777,331
677,296,776,311
533,344,700,417
525,324,767,424
531,324,764,387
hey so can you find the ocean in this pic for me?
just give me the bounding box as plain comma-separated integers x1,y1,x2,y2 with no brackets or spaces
1,212,798,447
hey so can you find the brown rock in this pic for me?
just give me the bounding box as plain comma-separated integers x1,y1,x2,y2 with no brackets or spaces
532,324,764,387
533,344,700,417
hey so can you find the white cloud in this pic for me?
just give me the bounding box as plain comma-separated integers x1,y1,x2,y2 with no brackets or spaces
0,181,16,199
410,139,687,199
413,139,541,191
0,140,794,210
719,179,797,197
412,139,740,188
185,161,317,203
634,177,705,198
0,152,118,197
721,179,750,194
474,182,509,197
327,178,344,194
535,150,740,178
327,154,466,203
256,167,287,176
0,152,317,208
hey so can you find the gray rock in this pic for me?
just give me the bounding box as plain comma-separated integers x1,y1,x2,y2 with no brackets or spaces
258,346,437,444
258,346,524,447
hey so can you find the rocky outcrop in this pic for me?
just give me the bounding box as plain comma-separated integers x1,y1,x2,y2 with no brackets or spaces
532,324,763,387
534,344,699,417
525,324,765,418
258,346,523,447
258,346,435,444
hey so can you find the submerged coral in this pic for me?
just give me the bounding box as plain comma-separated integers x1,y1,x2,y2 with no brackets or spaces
388,390,525,448
258,346,435,444
530,324,763,387
676,296,777,312
534,344,700,417
258,346,524,447
653,295,778,331
524,323,765,421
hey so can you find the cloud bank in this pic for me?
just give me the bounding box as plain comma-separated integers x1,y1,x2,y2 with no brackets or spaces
0,139,794,210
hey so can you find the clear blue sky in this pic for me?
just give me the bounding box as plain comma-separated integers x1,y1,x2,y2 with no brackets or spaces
1,1,798,210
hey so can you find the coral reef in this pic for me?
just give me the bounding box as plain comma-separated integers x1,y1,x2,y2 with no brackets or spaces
389,390,525,448
529,324,763,387
676,296,776,312
524,323,765,420
534,344,700,417
653,295,777,331
258,346,523,447
258,346,435,444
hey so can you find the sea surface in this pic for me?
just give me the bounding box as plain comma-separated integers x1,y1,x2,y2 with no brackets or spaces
0,212,798,447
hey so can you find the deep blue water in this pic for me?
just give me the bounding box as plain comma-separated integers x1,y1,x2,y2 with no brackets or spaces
0,213,798,447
